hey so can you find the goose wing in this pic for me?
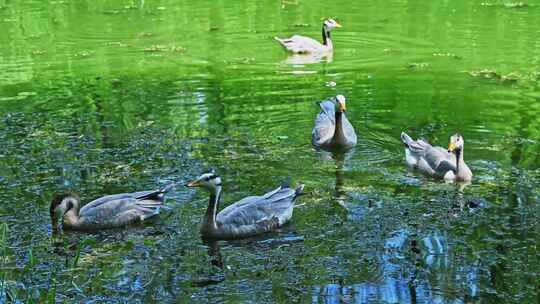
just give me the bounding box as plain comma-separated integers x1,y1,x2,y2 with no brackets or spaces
401,132,456,176
78,185,172,228
420,144,457,176
341,114,358,146
217,185,299,228
79,196,162,228
401,132,431,155
79,192,139,214
312,100,336,146
79,184,172,214
276,35,324,53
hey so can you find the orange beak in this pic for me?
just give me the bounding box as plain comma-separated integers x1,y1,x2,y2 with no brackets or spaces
186,180,201,187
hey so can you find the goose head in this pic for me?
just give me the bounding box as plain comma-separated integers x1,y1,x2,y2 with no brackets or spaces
323,18,342,30
335,94,347,113
186,170,222,194
447,133,464,153
50,192,80,231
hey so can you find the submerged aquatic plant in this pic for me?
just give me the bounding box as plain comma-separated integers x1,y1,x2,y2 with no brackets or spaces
0,223,9,301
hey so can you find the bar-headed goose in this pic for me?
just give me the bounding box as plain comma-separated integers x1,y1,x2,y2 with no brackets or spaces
275,18,342,54
400,132,472,182
312,95,357,151
186,170,304,239
50,184,173,232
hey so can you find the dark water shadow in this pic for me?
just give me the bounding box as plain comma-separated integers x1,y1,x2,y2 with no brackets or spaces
316,149,374,220
201,222,303,251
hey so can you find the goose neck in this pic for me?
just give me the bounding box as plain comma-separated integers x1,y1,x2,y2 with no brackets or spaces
333,110,345,141
455,147,464,172
205,187,222,229
322,26,332,47
63,208,81,227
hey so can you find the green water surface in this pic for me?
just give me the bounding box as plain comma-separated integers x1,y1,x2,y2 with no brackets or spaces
0,0,539,303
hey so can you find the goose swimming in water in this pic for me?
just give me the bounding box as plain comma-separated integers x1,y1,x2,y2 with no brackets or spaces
312,95,357,151
50,184,174,232
401,132,472,182
275,18,342,54
186,170,304,239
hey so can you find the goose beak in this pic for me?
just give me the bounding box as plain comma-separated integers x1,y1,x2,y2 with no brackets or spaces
52,208,67,232
186,180,201,188
448,143,456,153
335,22,342,28
339,104,346,112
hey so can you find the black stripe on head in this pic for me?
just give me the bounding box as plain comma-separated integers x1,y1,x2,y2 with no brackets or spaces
322,25,329,45
50,192,79,216
452,133,463,140
203,173,220,182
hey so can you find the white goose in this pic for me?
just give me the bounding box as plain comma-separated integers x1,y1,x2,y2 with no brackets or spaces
275,18,342,54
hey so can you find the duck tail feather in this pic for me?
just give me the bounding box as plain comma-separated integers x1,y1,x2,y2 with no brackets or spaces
159,183,175,194
400,132,414,148
136,183,175,201
274,37,285,44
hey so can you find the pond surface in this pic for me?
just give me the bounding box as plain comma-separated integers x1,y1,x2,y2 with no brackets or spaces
0,0,539,303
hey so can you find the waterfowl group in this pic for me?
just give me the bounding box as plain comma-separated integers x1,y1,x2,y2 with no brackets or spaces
48,17,475,240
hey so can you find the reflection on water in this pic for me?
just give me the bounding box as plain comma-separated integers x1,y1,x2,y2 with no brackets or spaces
206,241,225,270
282,53,333,65
312,230,482,304
0,0,539,303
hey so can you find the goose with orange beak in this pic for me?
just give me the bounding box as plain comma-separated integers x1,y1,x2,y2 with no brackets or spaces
312,95,357,151
401,132,472,182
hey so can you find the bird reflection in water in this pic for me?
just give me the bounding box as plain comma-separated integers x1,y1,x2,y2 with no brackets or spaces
205,240,224,269
282,52,333,65
188,240,226,288
316,149,353,206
